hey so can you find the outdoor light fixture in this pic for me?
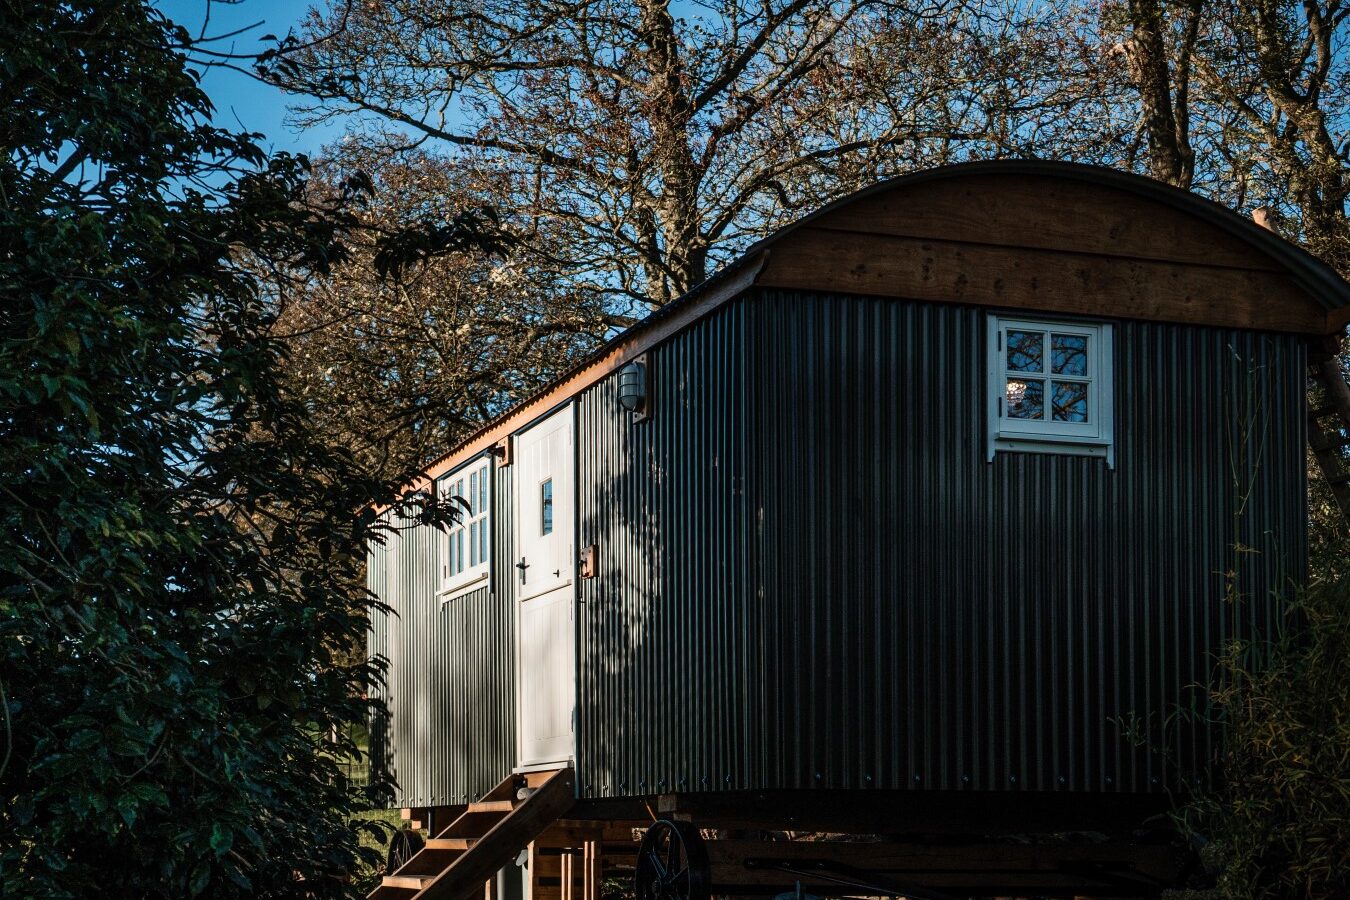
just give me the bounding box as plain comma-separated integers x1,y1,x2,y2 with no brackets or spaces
617,355,650,422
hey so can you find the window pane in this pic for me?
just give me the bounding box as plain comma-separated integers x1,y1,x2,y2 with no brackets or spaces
478,519,488,565
1006,330,1043,372
1006,378,1044,419
1052,334,1088,376
468,471,478,514
541,478,553,535
1052,381,1089,422
479,468,488,512
469,521,478,567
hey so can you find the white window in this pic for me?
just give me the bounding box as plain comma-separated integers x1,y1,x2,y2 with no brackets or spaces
438,460,491,598
987,315,1114,463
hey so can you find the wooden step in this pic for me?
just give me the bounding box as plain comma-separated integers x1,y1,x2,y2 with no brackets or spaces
1311,430,1350,452
466,800,514,814
366,886,419,900
394,848,466,877
1310,403,1340,420
1308,358,1350,526
383,875,436,890
425,837,478,851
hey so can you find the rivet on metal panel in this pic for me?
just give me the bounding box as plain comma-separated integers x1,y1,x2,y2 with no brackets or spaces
961,775,971,784
1009,775,1017,784
1105,776,1114,785
913,774,921,783
864,774,873,783
1057,776,1067,785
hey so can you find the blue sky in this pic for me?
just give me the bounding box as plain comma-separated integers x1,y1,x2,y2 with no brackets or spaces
155,0,346,156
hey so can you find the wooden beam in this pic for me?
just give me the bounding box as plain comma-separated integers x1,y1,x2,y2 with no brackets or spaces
809,173,1281,271
656,790,1167,836
702,839,1181,896
757,227,1327,335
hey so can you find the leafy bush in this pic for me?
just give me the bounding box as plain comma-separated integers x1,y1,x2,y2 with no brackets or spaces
1171,565,1350,898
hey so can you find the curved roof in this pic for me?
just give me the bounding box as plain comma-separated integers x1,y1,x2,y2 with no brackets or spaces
742,159,1350,313
408,159,1350,490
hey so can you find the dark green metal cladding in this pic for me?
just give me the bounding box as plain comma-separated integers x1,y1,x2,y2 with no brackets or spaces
574,289,1306,799
367,456,516,807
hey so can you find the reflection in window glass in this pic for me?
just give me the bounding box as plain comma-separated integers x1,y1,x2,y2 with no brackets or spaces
439,462,491,592
1006,378,1044,419
1051,381,1089,422
1052,334,1088,376
541,478,554,535
1007,330,1043,372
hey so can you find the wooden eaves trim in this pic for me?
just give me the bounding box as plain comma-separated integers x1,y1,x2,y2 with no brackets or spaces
396,252,769,499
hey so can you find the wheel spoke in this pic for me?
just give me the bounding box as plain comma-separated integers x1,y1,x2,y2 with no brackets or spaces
644,845,667,880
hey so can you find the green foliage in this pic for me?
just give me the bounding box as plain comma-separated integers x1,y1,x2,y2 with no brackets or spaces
0,2,464,896
1170,554,1350,898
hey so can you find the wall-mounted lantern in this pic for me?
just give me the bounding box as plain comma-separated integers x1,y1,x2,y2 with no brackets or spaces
617,354,651,423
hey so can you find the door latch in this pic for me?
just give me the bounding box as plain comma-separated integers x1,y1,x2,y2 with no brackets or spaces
515,556,530,584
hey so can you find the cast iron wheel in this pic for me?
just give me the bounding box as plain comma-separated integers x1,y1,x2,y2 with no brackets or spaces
635,819,709,900
384,827,425,874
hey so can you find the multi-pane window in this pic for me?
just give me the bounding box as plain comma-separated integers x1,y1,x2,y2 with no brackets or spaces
988,316,1113,461
438,461,490,596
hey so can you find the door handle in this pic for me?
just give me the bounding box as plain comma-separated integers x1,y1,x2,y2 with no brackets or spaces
515,556,530,584
552,570,560,577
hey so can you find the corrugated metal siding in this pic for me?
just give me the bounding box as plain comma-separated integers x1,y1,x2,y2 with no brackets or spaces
576,289,1305,799
367,530,394,804
366,458,516,807
575,303,754,798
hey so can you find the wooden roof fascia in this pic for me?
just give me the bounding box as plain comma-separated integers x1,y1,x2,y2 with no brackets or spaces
398,251,769,498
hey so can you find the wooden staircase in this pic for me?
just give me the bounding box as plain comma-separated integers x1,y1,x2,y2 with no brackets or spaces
1308,357,1350,522
371,768,576,900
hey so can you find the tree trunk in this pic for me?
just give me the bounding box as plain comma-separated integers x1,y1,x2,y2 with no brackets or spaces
637,0,707,302
1122,0,1196,189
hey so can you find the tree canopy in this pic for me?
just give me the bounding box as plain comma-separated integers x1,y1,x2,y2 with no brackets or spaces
0,2,464,895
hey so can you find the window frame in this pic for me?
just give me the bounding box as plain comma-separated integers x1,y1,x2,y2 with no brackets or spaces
436,457,492,601
986,315,1114,464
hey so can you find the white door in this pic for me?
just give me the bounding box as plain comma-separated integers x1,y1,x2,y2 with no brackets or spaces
514,407,576,768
